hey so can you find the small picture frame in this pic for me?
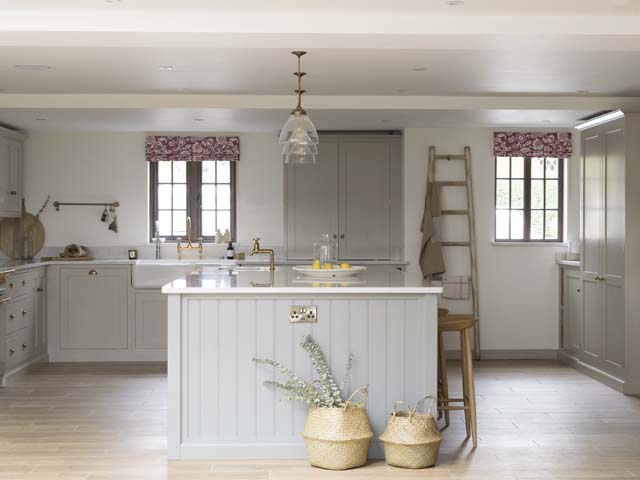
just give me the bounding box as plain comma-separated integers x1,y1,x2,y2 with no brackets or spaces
128,249,138,260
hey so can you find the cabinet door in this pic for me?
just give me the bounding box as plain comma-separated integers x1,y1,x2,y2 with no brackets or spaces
0,137,22,217
60,267,128,349
135,292,167,349
339,142,391,260
34,274,47,354
582,132,604,278
564,270,582,353
285,142,339,259
603,126,625,371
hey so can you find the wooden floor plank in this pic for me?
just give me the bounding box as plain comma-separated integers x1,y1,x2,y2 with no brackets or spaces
1,360,639,479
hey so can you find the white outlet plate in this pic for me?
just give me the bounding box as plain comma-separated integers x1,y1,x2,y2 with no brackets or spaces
289,305,317,323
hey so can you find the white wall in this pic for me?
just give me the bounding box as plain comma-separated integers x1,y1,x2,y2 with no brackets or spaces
23,127,580,352
404,128,579,352
23,132,283,248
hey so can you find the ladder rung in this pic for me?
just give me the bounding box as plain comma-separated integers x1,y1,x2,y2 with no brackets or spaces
441,210,469,215
441,241,470,247
434,154,466,161
437,181,467,187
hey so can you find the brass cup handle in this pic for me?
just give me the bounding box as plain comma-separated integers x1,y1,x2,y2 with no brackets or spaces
22,309,27,316
340,234,345,239
9,313,15,319
88,269,99,276
9,191,17,195
22,343,27,350
9,348,15,355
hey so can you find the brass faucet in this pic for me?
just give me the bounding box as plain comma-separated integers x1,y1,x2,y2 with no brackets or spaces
249,237,275,271
177,216,203,260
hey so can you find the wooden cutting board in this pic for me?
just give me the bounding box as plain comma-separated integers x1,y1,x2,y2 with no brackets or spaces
0,200,46,260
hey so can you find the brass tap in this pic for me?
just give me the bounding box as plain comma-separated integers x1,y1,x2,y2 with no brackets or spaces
249,237,275,271
177,216,203,260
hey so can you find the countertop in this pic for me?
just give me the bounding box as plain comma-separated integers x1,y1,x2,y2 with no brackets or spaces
557,259,580,268
161,266,442,295
0,258,408,273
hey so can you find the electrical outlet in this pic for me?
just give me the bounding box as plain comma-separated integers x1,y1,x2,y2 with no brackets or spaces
289,305,317,323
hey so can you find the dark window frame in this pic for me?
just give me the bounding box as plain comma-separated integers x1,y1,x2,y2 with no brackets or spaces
494,156,564,243
149,161,237,242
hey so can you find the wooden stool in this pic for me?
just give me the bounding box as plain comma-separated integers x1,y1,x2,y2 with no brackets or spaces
437,314,478,448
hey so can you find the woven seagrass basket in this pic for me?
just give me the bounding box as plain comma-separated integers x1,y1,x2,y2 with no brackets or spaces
302,387,373,470
379,395,442,469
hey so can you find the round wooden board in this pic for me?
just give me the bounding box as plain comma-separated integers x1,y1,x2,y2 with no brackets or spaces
0,203,46,260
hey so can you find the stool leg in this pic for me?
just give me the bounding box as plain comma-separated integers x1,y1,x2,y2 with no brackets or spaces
437,332,443,420
462,328,478,448
460,331,471,437
438,331,450,427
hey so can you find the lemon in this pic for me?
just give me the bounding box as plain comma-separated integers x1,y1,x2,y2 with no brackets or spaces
311,260,321,270
340,263,351,269
322,263,334,270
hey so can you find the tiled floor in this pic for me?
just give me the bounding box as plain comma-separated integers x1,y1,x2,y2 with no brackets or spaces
1,360,640,479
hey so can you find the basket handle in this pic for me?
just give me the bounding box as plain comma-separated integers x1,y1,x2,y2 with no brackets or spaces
411,395,436,417
343,386,368,409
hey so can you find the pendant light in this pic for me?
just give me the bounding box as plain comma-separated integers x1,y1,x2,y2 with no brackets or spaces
279,51,319,164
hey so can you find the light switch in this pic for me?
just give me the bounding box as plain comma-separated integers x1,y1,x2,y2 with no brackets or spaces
289,305,317,323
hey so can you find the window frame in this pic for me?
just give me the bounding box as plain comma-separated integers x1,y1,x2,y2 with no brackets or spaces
149,161,237,242
494,156,565,243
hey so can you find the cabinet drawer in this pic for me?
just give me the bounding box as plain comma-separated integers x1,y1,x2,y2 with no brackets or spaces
4,296,33,335
5,327,34,371
5,271,33,299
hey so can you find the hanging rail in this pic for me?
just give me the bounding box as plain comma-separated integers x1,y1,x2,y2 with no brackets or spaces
53,201,120,212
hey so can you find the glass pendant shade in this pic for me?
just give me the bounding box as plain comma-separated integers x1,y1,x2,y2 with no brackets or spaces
279,114,319,145
283,142,317,164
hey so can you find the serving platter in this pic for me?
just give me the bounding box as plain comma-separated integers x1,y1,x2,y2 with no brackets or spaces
292,265,367,279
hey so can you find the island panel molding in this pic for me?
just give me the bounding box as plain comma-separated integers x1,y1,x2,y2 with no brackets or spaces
166,294,438,460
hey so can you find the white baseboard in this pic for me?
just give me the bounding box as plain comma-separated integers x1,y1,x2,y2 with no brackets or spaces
49,350,167,362
558,350,624,393
445,349,558,360
175,441,385,461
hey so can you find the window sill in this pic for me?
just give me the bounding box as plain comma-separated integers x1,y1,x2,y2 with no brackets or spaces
492,241,567,247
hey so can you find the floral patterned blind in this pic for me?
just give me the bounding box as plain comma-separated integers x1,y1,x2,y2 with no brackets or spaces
145,135,240,162
493,132,572,158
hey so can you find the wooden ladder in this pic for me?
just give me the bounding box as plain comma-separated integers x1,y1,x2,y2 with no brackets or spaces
428,146,480,360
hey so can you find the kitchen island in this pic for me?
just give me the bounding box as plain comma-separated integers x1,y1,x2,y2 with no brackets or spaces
162,266,442,460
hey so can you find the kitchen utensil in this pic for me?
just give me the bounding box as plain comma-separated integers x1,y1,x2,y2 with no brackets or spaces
0,200,46,259
101,206,109,222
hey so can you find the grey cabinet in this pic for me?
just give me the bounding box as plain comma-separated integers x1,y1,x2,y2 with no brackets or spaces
60,266,128,350
0,131,24,218
285,135,402,260
563,119,626,382
134,292,167,350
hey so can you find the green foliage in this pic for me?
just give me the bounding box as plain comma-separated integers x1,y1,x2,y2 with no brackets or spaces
252,335,353,408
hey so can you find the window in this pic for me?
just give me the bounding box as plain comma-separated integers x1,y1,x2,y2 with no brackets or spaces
495,156,564,242
149,161,236,241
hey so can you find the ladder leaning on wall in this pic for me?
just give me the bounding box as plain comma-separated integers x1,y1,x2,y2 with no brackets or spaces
428,146,480,360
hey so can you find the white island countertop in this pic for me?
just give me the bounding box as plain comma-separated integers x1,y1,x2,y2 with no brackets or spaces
162,265,442,295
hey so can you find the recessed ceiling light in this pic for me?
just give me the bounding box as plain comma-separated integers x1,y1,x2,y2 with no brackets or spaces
158,65,174,71
381,119,392,124
178,88,191,92
35,117,47,121
14,64,51,71
576,90,590,94
540,120,551,123
105,0,121,2
194,118,205,122
447,1,465,5
411,67,426,72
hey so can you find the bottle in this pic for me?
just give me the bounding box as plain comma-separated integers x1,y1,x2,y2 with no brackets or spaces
226,241,235,260
215,229,223,244
313,233,338,266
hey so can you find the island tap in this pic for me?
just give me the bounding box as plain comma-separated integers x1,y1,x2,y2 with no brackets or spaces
249,237,275,271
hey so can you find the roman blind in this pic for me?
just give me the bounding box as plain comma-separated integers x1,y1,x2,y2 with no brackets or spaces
145,135,240,162
493,132,572,158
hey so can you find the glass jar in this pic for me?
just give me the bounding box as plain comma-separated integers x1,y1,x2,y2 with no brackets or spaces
313,233,338,266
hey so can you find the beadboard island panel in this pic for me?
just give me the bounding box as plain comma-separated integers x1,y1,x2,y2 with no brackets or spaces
164,267,441,460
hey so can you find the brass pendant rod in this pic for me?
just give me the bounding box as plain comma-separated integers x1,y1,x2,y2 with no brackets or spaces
292,51,307,115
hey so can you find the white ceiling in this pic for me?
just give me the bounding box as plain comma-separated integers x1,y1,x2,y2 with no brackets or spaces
0,0,638,131
0,108,595,132
1,0,639,16
1,47,640,96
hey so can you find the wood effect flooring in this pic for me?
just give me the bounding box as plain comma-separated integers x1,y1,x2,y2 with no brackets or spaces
1,360,640,479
